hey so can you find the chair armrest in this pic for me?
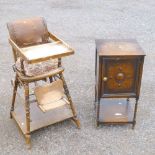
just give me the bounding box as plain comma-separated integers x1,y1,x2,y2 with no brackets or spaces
8,38,26,60
48,32,60,42
48,32,74,52
17,67,64,82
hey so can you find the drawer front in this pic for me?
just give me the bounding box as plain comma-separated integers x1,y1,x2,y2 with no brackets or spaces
101,57,139,97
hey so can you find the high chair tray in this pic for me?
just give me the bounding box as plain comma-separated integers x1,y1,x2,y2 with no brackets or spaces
20,41,74,63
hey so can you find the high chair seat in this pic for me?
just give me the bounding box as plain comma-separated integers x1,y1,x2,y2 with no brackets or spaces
15,58,58,76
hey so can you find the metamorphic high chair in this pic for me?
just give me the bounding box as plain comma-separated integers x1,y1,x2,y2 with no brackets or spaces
7,17,80,148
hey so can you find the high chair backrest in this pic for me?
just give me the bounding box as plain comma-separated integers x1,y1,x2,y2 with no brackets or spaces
7,17,49,48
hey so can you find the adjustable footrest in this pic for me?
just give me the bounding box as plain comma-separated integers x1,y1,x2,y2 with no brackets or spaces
34,79,70,112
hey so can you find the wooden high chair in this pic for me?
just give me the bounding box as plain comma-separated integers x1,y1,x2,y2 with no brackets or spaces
7,17,80,148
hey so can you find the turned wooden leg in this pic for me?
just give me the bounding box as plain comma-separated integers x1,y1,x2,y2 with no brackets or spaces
49,77,53,83
96,121,100,127
94,102,96,110
10,74,18,118
95,85,97,110
71,117,81,129
132,98,138,129
126,98,129,113
96,101,100,127
127,98,129,104
59,73,80,129
24,83,31,148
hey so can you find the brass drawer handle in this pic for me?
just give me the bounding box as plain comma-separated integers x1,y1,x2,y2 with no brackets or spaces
103,77,108,81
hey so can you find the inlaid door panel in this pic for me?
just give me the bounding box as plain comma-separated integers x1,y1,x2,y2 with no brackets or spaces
101,58,138,97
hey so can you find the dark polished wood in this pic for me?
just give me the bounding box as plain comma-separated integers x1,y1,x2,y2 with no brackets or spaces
95,39,145,128
96,39,145,56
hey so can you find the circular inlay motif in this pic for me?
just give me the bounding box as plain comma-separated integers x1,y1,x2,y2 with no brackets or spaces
115,72,125,81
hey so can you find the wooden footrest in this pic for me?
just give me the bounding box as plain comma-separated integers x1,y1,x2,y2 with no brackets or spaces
34,79,69,112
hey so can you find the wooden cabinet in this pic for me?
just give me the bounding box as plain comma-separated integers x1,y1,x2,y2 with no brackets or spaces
95,39,145,128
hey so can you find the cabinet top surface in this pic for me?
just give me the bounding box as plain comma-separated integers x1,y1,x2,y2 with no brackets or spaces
96,39,145,56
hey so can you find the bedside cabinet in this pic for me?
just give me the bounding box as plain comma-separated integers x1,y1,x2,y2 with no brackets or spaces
95,39,145,128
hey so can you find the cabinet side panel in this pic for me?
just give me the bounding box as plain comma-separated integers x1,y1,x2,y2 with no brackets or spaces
136,56,145,98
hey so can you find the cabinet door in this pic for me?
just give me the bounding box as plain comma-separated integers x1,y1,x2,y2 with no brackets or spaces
101,57,139,97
